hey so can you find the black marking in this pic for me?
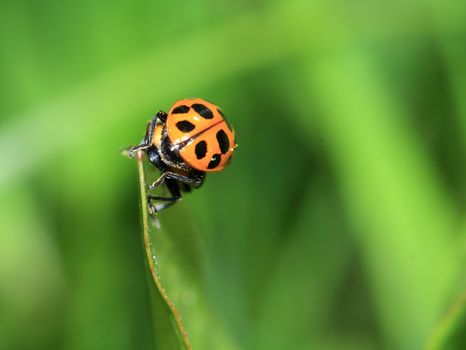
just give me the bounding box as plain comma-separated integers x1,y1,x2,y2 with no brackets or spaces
175,119,224,150
216,129,230,154
172,105,190,114
192,103,214,119
176,120,195,132
217,108,225,118
195,140,207,159
208,154,221,169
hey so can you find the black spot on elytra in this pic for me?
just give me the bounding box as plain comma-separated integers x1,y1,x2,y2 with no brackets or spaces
195,140,207,159
216,129,230,154
192,103,213,119
217,108,225,118
208,154,221,169
172,105,190,114
176,120,195,132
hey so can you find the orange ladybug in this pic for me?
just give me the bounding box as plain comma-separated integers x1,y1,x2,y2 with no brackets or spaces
128,98,236,213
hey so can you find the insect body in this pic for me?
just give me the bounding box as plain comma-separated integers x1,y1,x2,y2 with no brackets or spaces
129,98,236,213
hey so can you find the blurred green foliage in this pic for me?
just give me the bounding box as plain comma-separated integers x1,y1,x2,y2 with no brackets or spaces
0,0,465,349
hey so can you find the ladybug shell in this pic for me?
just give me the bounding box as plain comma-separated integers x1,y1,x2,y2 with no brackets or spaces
166,98,235,172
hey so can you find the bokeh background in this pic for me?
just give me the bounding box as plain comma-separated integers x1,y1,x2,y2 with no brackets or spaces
0,0,465,349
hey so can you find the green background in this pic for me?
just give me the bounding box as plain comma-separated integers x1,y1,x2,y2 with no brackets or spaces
0,0,465,349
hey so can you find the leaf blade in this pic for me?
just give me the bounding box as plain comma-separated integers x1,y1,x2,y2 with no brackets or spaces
136,151,191,350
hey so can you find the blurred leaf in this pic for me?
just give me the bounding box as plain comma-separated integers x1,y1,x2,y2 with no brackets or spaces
425,289,466,350
3,0,466,188
0,189,64,350
254,181,354,349
301,51,462,348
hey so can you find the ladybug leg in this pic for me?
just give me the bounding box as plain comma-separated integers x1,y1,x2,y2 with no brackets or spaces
147,179,182,214
179,183,192,193
148,171,205,190
128,111,167,158
147,195,179,214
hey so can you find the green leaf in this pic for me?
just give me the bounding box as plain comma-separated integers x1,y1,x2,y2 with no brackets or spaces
136,151,191,350
135,151,239,350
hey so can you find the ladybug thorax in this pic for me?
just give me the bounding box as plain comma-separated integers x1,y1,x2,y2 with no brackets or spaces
165,98,235,172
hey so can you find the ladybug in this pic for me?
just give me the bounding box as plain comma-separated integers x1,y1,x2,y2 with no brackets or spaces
129,98,236,213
